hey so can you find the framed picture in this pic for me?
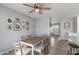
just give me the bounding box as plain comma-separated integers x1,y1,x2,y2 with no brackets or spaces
15,17,20,21
64,22,70,29
22,21,26,29
8,18,12,23
26,21,29,26
26,27,29,30
7,24,13,30
13,21,22,31
23,21,25,23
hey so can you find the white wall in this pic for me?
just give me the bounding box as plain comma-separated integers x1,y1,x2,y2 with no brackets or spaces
73,17,77,33
72,16,79,33
60,17,73,37
36,17,60,36
36,17,50,36
77,16,79,33
36,16,74,39
0,5,35,53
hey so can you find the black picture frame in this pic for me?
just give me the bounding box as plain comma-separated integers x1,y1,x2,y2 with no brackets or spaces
26,27,29,30
8,18,12,23
64,22,70,29
26,21,29,25
8,24,13,30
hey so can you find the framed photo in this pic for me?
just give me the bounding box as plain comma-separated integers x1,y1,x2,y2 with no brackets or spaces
26,27,29,30
64,22,70,29
13,21,22,31
15,17,20,21
26,21,29,26
23,21,25,23
22,21,26,29
8,24,13,30
8,18,12,23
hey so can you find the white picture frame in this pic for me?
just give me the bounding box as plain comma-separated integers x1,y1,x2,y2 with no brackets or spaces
13,21,22,31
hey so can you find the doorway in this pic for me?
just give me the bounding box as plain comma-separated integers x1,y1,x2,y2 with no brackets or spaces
50,23,60,36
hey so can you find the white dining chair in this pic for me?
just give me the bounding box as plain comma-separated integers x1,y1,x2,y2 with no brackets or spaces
34,37,49,55
12,42,32,55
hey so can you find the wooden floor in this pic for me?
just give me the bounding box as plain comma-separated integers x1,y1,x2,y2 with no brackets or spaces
49,36,69,55
3,36,70,55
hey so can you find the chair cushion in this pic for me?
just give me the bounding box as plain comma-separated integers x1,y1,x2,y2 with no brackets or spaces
69,43,79,48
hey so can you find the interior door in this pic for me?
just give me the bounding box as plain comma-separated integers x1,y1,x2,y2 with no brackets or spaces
50,23,60,36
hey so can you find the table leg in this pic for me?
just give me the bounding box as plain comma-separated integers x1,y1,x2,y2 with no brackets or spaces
32,46,34,55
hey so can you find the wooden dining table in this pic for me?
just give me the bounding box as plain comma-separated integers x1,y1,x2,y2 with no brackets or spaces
20,37,43,55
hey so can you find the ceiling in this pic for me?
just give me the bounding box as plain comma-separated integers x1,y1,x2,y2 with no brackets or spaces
2,3,79,19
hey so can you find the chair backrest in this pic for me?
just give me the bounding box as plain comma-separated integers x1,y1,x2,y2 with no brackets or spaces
42,37,49,54
21,35,27,41
41,37,49,50
12,42,23,55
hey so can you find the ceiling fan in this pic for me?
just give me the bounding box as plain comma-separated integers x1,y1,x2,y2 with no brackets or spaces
23,3,50,14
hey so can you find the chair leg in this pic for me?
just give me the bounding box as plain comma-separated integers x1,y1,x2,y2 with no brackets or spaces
67,47,72,55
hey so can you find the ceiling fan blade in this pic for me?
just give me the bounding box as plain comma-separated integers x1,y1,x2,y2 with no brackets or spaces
29,9,35,13
23,3,34,8
42,7,50,10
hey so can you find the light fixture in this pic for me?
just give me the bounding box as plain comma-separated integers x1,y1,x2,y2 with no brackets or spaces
23,3,50,14
35,8,39,12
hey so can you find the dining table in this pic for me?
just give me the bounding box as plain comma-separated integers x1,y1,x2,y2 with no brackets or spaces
20,37,43,55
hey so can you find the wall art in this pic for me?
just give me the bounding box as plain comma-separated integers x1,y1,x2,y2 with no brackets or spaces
64,22,70,29
8,18,12,23
13,21,22,31
8,24,13,30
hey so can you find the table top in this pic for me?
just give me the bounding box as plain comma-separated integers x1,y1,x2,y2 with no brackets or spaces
22,37,42,45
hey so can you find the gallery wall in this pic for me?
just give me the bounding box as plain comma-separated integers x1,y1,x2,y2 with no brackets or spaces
0,5,36,53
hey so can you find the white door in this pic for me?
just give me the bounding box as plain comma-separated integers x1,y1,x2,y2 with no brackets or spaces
50,23,60,36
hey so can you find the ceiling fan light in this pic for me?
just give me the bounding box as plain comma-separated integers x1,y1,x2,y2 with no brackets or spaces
35,9,39,12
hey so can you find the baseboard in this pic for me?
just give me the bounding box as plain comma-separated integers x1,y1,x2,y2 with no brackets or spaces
0,48,13,55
